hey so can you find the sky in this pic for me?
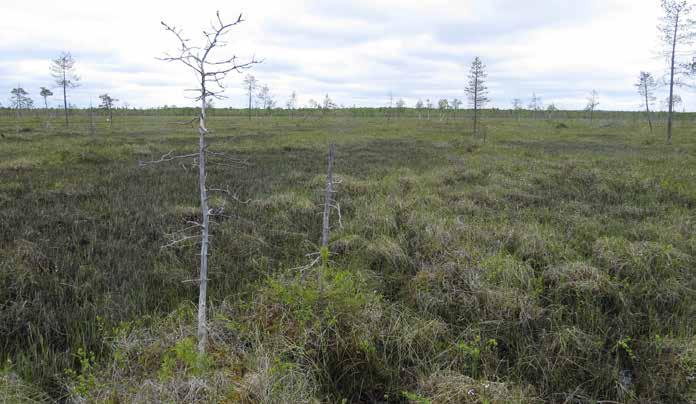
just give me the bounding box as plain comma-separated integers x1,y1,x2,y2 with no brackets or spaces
0,0,690,110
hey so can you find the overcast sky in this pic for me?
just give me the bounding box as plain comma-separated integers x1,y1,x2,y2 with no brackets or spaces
0,0,689,110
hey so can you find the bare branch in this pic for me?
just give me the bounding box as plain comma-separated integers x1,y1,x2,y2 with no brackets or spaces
139,151,198,167
330,202,343,228
167,117,201,126
161,234,201,249
208,187,252,204
207,151,249,165
292,256,322,274
182,278,210,284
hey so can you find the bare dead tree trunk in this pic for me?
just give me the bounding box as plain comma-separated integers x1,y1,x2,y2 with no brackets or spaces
14,107,19,135
63,72,68,127
88,102,96,135
248,90,252,120
667,12,679,144
321,143,335,249
43,97,50,129
197,87,210,354
644,88,654,134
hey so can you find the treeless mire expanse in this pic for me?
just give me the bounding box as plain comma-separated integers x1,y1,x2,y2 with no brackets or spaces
1,112,695,402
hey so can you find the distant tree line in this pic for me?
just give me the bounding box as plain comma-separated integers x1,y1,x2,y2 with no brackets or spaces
7,51,123,130
8,0,696,144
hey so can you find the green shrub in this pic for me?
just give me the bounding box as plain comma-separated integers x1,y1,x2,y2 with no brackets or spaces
158,337,210,380
64,348,98,398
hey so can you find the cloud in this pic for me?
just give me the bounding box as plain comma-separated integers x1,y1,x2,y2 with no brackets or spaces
0,0,683,110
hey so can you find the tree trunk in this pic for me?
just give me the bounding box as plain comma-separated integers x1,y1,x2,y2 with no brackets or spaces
248,90,252,120
321,143,335,249
667,13,679,144
197,85,210,355
473,75,478,135
63,71,69,127
644,89,653,134
89,105,95,135
43,97,49,128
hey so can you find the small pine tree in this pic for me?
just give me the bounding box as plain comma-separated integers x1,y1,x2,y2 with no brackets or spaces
464,57,489,135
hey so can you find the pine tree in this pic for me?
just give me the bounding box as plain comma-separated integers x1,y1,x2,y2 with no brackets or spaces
464,57,489,135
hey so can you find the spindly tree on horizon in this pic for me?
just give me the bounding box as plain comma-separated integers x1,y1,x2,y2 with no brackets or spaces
465,56,489,135
451,98,462,120
415,99,424,119
512,98,523,120
636,72,658,133
50,52,79,126
322,94,336,115
659,0,695,143
286,91,298,118
243,74,258,120
395,98,406,118
39,87,53,110
39,87,53,126
528,93,543,119
257,84,275,114
438,98,450,121
10,87,34,111
99,93,118,127
585,90,600,125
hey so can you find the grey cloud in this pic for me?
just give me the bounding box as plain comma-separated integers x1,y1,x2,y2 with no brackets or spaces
0,0,665,109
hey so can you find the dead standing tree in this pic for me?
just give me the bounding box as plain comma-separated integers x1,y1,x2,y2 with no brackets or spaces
50,52,79,127
321,144,336,253
660,0,695,143
294,143,341,276
636,72,657,133
151,11,259,355
585,90,600,126
243,74,258,120
88,99,96,135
